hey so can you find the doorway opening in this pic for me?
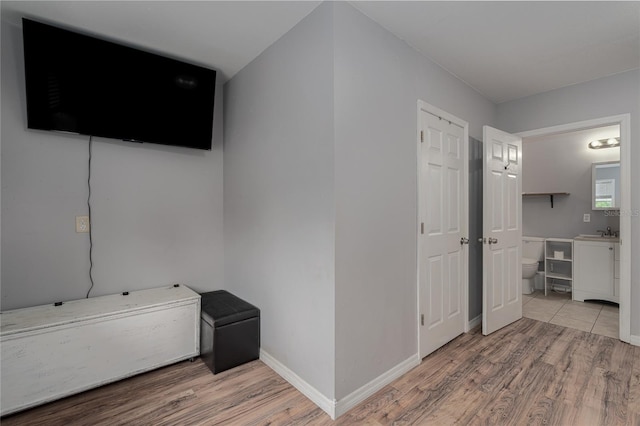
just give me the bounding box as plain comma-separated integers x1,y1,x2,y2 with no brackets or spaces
517,114,631,343
520,124,621,338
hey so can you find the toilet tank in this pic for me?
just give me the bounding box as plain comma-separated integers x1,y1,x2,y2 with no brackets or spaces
522,236,545,261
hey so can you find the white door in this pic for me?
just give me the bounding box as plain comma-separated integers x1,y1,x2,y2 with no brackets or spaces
482,126,522,335
418,103,468,358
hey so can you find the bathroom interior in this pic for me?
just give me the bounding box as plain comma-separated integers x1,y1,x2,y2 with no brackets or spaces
520,125,621,338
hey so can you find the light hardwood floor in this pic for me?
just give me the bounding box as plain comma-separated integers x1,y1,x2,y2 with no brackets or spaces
3,318,639,425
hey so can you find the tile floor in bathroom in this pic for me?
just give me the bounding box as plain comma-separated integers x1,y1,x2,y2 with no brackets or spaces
523,290,619,339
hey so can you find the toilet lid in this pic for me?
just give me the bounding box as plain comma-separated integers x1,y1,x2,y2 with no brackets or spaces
522,257,539,266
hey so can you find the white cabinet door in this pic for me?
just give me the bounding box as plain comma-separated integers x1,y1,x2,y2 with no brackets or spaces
614,244,621,298
573,240,616,303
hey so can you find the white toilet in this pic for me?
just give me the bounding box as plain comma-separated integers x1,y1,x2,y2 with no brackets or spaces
522,237,545,294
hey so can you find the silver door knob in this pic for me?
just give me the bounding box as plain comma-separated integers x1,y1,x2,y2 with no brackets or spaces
460,237,469,245
488,237,498,244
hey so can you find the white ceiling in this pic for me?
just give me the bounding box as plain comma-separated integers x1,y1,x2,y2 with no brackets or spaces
2,1,639,103
351,1,640,103
0,1,322,81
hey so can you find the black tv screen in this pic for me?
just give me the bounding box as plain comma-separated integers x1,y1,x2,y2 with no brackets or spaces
22,18,216,150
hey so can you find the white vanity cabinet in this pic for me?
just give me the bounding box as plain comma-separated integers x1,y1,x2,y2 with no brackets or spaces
573,239,619,303
0,285,200,416
614,244,621,299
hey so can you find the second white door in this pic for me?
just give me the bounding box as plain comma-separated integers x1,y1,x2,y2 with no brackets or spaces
482,125,522,335
418,103,467,358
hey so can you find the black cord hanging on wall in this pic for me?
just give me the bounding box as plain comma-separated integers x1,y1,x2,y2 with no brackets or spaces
86,136,95,298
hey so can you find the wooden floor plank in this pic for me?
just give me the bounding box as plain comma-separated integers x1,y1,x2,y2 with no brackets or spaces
413,374,494,425
525,396,569,426
2,317,637,425
334,385,400,425
545,327,605,405
629,346,640,421
467,359,557,425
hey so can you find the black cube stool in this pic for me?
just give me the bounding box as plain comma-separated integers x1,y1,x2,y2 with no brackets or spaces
200,290,260,374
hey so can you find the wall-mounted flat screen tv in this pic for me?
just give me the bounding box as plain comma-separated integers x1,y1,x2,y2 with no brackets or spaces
22,18,216,150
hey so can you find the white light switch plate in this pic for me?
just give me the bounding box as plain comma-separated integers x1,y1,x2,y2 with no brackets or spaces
76,216,90,233
583,213,591,222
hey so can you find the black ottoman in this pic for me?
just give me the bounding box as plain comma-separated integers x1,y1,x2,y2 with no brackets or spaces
200,290,260,374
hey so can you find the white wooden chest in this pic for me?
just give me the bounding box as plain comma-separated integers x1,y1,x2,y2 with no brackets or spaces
0,285,201,416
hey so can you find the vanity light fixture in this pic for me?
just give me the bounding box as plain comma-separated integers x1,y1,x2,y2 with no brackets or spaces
589,137,620,149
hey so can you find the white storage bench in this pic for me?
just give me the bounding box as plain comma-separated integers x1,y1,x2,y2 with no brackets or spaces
0,284,200,416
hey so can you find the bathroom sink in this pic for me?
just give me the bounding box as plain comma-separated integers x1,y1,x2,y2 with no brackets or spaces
574,234,619,242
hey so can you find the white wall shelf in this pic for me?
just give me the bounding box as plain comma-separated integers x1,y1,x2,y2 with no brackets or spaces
522,192,570,208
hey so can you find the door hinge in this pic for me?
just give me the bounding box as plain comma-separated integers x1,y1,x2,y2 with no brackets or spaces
421,223,424,234
421,314,424,326
420,130,424,143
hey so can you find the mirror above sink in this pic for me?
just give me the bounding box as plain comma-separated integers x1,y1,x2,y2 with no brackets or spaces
592,161,620,210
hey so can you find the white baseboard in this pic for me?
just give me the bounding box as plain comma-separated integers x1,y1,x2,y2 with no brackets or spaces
629,334,640,347
468,314,481,330
334,353,420,418
259,349,337,419
260,350,421,420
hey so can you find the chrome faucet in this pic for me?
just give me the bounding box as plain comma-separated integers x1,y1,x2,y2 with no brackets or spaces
596,226,615,237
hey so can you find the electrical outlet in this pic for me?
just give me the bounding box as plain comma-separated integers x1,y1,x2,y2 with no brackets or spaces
583,213,591,223
76,216,90,233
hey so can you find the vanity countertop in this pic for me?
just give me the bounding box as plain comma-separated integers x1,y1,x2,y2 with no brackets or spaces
574,234,619,243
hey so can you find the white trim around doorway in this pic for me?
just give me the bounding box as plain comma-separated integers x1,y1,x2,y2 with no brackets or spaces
516,114,632,344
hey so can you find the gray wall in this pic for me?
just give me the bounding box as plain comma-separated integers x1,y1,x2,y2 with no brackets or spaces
223,3,336,399
496,69,640,336
224,1,496,402
1,18,225,310
332,2,495,399
522,129,620,239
